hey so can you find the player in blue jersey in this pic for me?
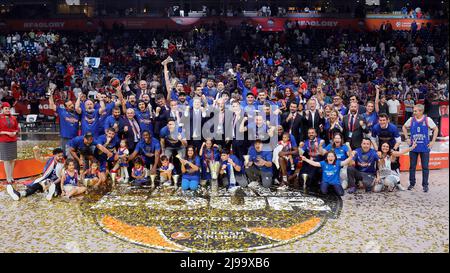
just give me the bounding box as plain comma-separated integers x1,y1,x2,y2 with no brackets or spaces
402,104,439,192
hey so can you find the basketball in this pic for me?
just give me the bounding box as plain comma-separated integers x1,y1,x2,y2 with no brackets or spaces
110,78,120,88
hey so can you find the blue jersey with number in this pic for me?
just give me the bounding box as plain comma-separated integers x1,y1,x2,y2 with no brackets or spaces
410,116,430,153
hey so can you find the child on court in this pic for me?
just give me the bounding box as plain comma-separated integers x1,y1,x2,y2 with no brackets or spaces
113,139,130,183
131,157,149,186
278,132,296,171
61,159,87,199
81,160,105,189
159,155,174,186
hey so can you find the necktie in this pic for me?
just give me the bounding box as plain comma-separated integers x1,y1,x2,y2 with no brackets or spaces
311,111,315,127
350,115,354,132
130,119,140,142
290,112,296,134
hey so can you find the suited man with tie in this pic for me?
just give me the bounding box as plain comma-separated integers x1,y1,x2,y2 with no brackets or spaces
153,94,170,138
168,100,183,124
282,101,304,145
302,99,325,140
187,98,207,152
119,108,141,152
343,102,370,149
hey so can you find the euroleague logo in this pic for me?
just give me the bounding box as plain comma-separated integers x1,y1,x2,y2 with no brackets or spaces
82,186,342,252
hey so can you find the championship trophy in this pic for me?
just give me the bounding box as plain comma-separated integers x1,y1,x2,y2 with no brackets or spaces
172,174,180,190
46,82,57,97
161,56,174,66
209,161,221,195
83,178,92,187
301,173,308,192
150,174,157,189
243,155,250,167
110,172,117,186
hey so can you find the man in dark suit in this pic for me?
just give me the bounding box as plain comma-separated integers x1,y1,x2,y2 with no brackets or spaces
282,101,304,144
343,102,370,149
302,99,325,140
119,108,141,152
153,94,170,138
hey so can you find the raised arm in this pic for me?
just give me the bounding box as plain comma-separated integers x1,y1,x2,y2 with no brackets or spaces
300,155,321,168
162,58,173,101
341,151,356,166
75,94,82,115
392,141,417,157
98,95,106,115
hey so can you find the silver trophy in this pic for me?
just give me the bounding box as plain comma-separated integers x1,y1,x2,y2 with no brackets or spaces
110,172,117,186
83,178,92,187
172,174,180,189
243,155,250,167
46,82,57,97
208,161,221,195
301,173,308,191
150,174,157,189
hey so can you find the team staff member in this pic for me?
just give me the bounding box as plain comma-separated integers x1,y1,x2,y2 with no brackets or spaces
48,85,80,155
343,102,369,149
0,102,19,184
119,108,141,152
402,104,439,192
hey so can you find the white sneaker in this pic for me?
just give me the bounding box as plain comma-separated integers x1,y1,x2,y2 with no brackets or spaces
46,183,56,201
6,185,20,201
397,183,406,191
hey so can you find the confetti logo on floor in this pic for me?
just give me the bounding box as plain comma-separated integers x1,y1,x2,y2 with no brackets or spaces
82,186,342,252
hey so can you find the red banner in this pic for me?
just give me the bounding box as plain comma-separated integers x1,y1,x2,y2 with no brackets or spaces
1,17,447,32
13,99,55,116
400,152,449,171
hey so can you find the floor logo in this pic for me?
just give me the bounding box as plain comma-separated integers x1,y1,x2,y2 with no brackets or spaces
82,186,342,252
